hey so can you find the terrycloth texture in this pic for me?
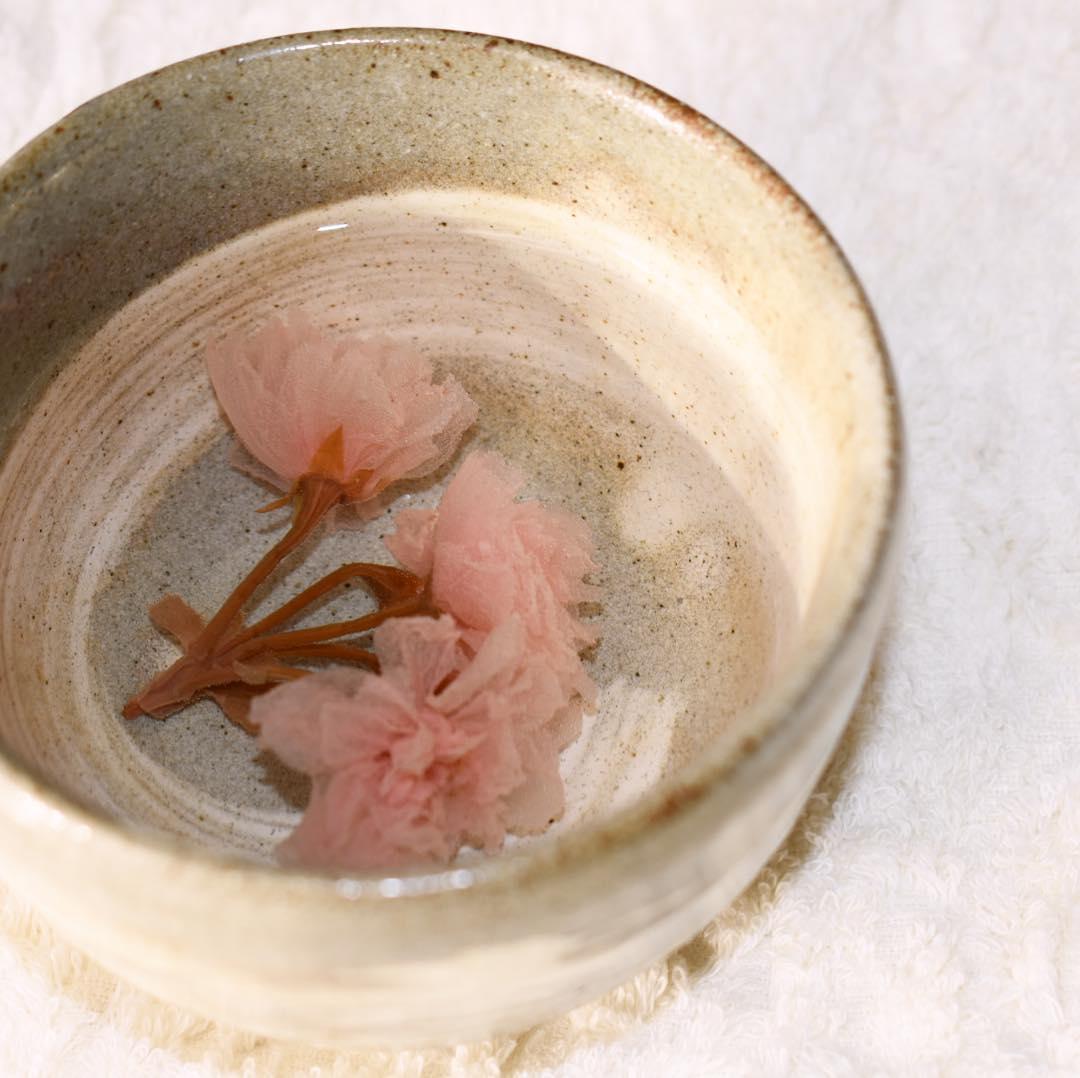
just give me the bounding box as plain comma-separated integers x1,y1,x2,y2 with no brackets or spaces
1,1,1078,1075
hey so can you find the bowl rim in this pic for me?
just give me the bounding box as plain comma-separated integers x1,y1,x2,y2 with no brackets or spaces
0,25,905,900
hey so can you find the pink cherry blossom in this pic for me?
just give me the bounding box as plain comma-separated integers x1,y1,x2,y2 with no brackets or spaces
255,613,573,871
386,451,599,702
206,311,477,499
384,507,437,577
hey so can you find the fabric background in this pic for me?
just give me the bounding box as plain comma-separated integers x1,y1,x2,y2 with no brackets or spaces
1,2,1077,1074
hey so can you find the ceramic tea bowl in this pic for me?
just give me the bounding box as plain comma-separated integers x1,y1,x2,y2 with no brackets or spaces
0,29,902,1045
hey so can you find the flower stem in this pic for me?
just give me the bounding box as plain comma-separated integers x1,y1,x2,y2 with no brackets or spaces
233,594,423,657
270,643,380,668
225,562,421,648
192,475,343,656
122,508,425,721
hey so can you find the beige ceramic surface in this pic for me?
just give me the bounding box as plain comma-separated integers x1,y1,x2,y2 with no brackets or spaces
0,29,901,1045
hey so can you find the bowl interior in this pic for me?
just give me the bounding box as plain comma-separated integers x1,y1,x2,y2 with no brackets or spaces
0,32,892,868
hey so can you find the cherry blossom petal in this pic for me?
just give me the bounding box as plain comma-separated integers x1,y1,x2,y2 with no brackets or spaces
384,507,437,577
206,311,477,496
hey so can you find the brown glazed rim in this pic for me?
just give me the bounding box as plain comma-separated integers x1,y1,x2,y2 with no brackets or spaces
0,28,905,898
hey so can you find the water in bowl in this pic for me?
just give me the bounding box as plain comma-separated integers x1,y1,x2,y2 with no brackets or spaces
0,190,799,863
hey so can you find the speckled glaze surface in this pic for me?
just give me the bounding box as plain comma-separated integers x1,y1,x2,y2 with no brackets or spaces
0,29,902,1045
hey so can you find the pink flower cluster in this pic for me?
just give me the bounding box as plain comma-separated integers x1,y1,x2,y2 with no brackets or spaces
207,311,477,498
132,308,599,871
254,452,598,872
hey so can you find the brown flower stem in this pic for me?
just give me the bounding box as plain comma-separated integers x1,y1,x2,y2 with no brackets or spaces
208,682,274,734
123,555,425,719
237,595,425,657
192,474,343,657
246,663,310,683
121,657,251,718
270,643,380,668
225,562,421,649
122,409,434,723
